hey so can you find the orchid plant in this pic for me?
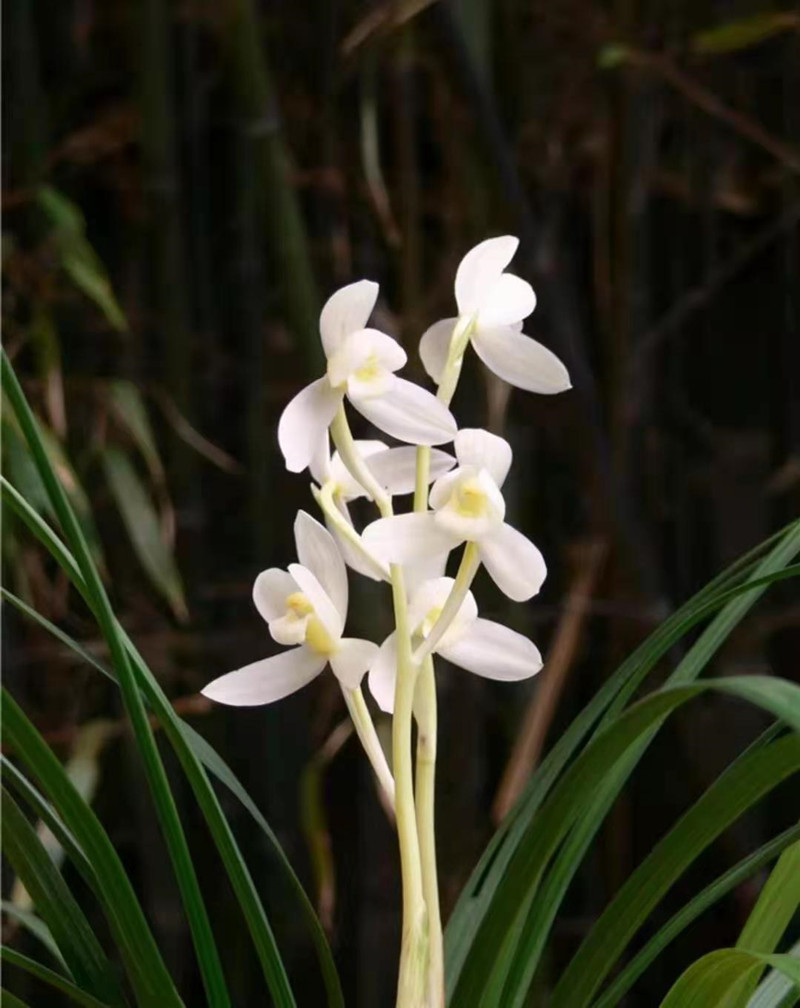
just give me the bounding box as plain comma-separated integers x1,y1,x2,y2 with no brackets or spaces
202,236,571,1006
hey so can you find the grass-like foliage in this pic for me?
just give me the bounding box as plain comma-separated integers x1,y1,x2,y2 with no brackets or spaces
2,347,799,1007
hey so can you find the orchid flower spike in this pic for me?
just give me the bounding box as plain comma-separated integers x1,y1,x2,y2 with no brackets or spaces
202,511,377,705
278,281,457,473
419,236,571,395
362,428,547,601
368,577,542,712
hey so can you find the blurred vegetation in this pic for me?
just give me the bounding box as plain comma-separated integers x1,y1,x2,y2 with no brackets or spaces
2,0,799,1004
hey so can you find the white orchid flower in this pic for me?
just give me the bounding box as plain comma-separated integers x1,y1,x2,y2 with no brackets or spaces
309,435,456,583
419,236,571,395
278,281,457,474
202,511,377,705
368,577,542,712
362,428,547,602
310,435,456,503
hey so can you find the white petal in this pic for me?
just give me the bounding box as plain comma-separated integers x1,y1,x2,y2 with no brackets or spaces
327,500,386,582
478,523,547,601
472,326,571,394
288,563,344,638
455,236,519,317
329,440,386,500
362,513,458,566
350,376,457,446
253,568,296,624
278,378,343,474
202,647,326,706
368,633,398,714
404,553,449,598
327,328,407,388
454,429,513,488
319,280,379,357
269,612,310,647
329,637,378,689
439,619,542,680
419,318,457,383
365,446,455,497
408,577,477,646
294,511,348,621
309,431,333,486
477,274,537,327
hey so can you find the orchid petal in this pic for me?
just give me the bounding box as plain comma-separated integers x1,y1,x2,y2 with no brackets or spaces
362,512,458,566
472,325,571,394
329,638,379,689
368,633,398,714
202,647,326,706
404,553,450,598
278,377,343,474
319,280,378,357
455,236,518,317
454,429,513,488
288,563,344,638
408,577,477,647
477,273,537,327
294,511,348,621
439,618,542,680
252,568,297,625
309,431,333,487
419,317,457,383
350,376,457,446
366,446,455,497
329,440,387,500
327,328,407,388
478,523,547,601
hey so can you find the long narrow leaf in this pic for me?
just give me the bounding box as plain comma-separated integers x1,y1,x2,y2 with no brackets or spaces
446,520,800,1001
659,949,800,1007
732,842,800,1004
593,827,800,1008
3,693,182,1007
3,351,235,1008
1,787,123,1004
2,479,340,1005
1,947,114,1008
0,901,65,969
449,675,800,1005
748,939,800,1008
545,735,800,1008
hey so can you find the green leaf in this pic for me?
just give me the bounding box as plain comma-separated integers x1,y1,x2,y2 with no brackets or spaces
692,13,798,55
448,675,800,1006
592,828,800,1008
1,788,123,1004
101,447,187,621
37,187,127,331
1,947,114,1008
2,989,33,1007
545,735,800,1008
0,901,66,969
445,521,800,1002
3,351,227,1008
732,842,800,1003
660,949,800,1007
2,587,343,1008
106,381,163,480
3,695,183,1008
749,940,800,1008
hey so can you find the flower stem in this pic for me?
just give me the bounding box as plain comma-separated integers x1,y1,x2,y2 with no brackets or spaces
330,402,428,1006
342,686,395,811
311,481,390,581
414,656,443,1007
412,542,481,664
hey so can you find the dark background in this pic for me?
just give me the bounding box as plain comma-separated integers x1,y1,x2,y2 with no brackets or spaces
3,1,799,1004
